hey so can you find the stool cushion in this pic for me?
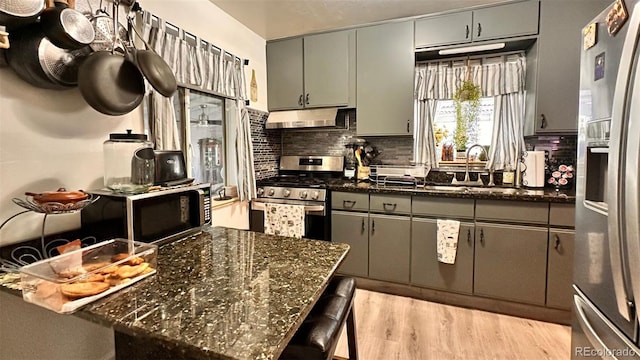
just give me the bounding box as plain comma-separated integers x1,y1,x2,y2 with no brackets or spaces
280,276,356,360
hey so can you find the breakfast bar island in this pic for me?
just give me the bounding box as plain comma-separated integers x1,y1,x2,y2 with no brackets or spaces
0,227,350,360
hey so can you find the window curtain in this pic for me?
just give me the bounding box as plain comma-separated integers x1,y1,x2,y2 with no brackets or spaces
139,11,257,200
414,63,438,167
415,54,527,170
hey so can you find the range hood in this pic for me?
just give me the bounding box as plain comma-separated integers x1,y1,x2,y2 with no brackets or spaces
265,108,343,129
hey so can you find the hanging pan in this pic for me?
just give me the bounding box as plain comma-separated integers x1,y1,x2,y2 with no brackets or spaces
0,0,44,28
40,0,95,50
126,13,176,97
6,23,90,89
78,0,144,115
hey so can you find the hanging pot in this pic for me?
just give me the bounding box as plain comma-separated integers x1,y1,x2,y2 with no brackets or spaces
40,0,95,50
5,23,90,89
0,0,44,28
77,0,144,115
126,16,176,97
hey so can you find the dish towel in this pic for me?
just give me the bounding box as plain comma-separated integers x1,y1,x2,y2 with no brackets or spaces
437,219,461,264
264,203,305,239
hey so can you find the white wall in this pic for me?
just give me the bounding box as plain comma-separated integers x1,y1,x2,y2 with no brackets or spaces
0,0,266,246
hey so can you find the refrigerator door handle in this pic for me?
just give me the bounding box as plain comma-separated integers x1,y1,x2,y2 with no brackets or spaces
606,0,640,323
620,1,640,327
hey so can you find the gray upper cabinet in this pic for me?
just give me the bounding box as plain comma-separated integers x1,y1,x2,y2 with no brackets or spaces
369,214,411,283
526,0,610,134
357,21,414,136
474,222,548,305
547,229,575,310
411,219,474,294
332,211,369,278
415,11,473,48
472,1,539,42
266,30,354,111
414,1,539,49
266,38,304,110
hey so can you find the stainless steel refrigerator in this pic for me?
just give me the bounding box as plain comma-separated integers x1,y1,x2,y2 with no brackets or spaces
573,0,640,358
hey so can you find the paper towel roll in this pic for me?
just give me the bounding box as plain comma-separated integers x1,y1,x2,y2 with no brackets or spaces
523,151,545,188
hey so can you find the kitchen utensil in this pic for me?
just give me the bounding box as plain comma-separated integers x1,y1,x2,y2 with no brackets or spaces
5,23,89,89
0,0,44,27
78,0,144,115
354,148,363,167
40,0,94,50
126,15,177,97
25,188,88,204
103,130,154,193
86,4,127,53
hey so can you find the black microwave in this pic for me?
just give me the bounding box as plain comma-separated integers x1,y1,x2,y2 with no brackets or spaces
81,184,211,245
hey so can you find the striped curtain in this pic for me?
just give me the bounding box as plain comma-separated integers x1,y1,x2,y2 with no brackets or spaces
414,54,527,171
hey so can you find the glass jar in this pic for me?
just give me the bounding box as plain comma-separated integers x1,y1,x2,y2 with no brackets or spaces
103,130,154,193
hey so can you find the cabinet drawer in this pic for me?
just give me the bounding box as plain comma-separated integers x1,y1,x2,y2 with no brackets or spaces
476,200,548,224
412,197,474,219
550,203,575,227
331,192,369,211
370,194,411,214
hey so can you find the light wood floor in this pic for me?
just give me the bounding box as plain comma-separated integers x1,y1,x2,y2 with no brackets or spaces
334,289,571,360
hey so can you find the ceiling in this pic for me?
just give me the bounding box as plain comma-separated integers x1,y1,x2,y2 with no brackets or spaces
209,0,515,40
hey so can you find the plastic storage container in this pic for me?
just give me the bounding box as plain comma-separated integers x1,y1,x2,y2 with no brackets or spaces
20,239,157,314
103,130,154,193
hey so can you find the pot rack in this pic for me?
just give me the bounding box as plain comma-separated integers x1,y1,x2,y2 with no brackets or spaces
0,194,100,272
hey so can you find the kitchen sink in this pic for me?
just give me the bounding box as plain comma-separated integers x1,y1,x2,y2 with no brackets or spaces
420,185,545,196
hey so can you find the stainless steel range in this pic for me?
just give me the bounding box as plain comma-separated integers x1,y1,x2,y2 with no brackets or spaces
250,156,344,240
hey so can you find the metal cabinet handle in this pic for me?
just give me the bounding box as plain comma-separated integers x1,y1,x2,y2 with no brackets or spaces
382,203,397,211
407,119,410,133
540,114,547,129
298,94,304,106
305,93,310,105
480,229,485,245
467,229,472,245
371,220,375,235
465,24,470,39
554,234,562,251
343,200,356,208
477,23,482,37
361,218,365,234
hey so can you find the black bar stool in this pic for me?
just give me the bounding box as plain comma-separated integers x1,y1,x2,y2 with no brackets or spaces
280,276,358,360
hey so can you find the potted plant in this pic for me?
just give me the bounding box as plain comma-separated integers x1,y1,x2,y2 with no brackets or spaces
453,79,481,158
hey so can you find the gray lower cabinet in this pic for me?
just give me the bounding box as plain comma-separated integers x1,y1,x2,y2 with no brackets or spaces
411,219,474,294
474,222,548,305
332,211,369,277
356,21,414,136
547,229,575,310
368,214,410,283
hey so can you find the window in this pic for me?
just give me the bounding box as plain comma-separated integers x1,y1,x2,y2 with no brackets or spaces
173,88,227,194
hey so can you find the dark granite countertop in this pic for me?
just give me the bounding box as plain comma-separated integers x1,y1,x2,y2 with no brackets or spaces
328,180,575,203
1,228,349,360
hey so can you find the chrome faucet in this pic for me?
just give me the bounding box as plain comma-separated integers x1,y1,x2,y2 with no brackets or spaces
451,144,492,186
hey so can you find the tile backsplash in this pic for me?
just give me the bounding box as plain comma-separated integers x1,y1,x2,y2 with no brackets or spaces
249,108,280,180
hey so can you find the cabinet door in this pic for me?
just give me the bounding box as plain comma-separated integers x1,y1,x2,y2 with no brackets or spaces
547,229,575,310
304,30,352,108
472,1,539,42
534,0,610,133
415,12,472,48
266,38,304,110
474,222,548,305
411,219,474,294
369,214,410,283
332,211,369,277
356,21,414,136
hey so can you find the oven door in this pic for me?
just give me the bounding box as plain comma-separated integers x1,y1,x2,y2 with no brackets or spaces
250,200,329,241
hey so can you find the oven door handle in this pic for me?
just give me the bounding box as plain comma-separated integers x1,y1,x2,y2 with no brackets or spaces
251,201,325,215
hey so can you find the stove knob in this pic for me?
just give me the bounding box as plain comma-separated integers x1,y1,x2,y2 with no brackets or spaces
283,189,291,197
268,188,275,196
300,191,308,199
257,188,264,196
311,191,320,200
